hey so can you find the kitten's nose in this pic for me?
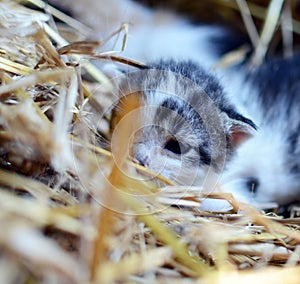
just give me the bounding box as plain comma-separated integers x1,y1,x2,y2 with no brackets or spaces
132,144,150,167
135,154,148,167
133,144,163,168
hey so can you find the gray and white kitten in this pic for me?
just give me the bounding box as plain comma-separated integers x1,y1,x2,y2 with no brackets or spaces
112,56,300,209
111,60,256,191
50,0,300,208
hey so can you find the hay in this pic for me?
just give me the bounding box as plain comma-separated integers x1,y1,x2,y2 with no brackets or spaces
0,0,299,283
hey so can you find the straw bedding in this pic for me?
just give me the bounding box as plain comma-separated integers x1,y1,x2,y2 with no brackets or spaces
0,0,299,283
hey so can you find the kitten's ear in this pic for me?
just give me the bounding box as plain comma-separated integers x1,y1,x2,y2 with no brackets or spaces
222,113,257,149
229,120,256,148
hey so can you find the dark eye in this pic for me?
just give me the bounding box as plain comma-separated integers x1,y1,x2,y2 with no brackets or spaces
164,137,189,155
245,177,259,194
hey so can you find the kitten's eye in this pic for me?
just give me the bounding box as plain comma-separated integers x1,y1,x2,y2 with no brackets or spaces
164,137,189,155
245,177,259,193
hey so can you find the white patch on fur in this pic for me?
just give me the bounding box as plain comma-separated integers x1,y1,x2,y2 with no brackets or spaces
124,20,222,68
221,124,300,205
50,0,222,68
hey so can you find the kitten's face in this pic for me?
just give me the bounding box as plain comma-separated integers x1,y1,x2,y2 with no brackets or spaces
110,64,255,188
111,90,227,188
129,99,211,186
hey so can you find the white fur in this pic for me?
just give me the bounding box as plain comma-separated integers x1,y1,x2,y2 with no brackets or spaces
222,81,300,205
222,128,292,203
50,0,222,68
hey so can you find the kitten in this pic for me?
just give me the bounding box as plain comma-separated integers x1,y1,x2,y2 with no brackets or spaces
49,0,300,208
110,59,256,194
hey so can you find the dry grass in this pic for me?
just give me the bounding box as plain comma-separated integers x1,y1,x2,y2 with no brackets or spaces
0,0,299,283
